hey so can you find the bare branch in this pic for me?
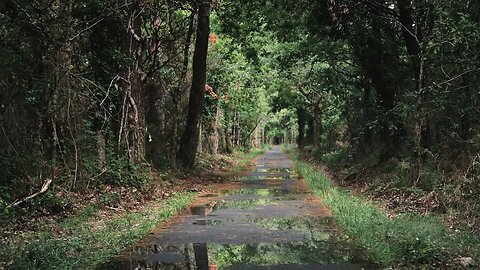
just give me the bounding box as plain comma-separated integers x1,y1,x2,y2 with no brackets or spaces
7,179,53,208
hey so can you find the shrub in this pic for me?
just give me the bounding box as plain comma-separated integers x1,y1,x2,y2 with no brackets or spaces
101,157,152,188
321,149,349,166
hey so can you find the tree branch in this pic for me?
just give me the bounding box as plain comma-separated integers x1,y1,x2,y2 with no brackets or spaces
7,179,53,208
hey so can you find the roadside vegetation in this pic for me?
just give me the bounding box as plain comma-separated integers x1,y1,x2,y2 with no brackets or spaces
291,149,480,269
0,150,264,270
2,193,195,270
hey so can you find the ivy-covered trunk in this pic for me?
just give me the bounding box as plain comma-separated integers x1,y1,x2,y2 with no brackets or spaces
119,1,146,165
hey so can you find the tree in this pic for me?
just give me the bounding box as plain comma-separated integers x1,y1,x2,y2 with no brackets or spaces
177,0,211,168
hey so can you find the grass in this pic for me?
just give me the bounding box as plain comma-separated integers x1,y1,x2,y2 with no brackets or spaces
1,192,196,270
290,151,480,268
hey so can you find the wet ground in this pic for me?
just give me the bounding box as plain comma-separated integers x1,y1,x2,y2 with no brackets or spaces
103,146,375,270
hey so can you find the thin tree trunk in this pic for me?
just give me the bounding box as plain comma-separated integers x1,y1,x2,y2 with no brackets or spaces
177,2,211,167
127,4,145,164
413,59,425,184
119,1,146,165
313,108,321,148
297,107,306,148
237,117,241,146
171,11,195,165
291,126,295,145
254,125,259,148
198,124,203,153
242,120,261,149
262,128,265,145
397,0,429,184
211,101,222,154
97,132,106,169
225,125,232,153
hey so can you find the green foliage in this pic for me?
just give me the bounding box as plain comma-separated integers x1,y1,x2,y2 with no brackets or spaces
393,160,440,192
27,191,72,214
208,29,275,148
101,157,152,189
0,195,15,226
394,160,416,187
320,149,350,167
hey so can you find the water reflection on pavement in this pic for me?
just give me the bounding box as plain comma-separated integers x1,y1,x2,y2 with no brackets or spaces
102,146,376,270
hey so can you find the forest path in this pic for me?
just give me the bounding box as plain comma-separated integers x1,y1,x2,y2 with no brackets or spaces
104,146,374,269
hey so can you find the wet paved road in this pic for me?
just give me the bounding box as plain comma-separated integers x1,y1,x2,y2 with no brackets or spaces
103,146,374,270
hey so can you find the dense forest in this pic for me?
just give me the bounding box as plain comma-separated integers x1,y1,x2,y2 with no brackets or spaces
0,0,479,268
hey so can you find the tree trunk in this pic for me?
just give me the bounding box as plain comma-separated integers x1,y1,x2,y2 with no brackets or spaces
97,132,106,169
291,127,295,145
327,128,334,151
254,125,259,148
198,124,203,153
127,4,145,164
306,115,314,145
313,108,321,148
354,23,401,160
52,0,74,183
218,122,227,153
412,59,426,184
397,0,429,184
177,2,211,167
170,11,195,166
297,107,306,148
262,128,265,146
145,82,166,167
118,1,146,165
225,125,232,153
237,118,241,146
211,101,222,154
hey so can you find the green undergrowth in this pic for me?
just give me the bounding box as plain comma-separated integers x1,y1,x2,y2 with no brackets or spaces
1,192,196,270
291,152,480,268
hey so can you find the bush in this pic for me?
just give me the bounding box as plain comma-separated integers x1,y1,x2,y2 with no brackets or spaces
31,191,72,214
394,160,414,187
0,195,15,225
394,160,440,192
101,157,152,188
418,167,440,192
320,149,349,166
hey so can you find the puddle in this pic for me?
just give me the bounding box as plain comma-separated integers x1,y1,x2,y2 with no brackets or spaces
103,242,373,270
242,172,291,180
217,198,276,209
251,217,340,233
192,219,225,226
220,188,304,197
103,146,377,270
209,241,368,269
